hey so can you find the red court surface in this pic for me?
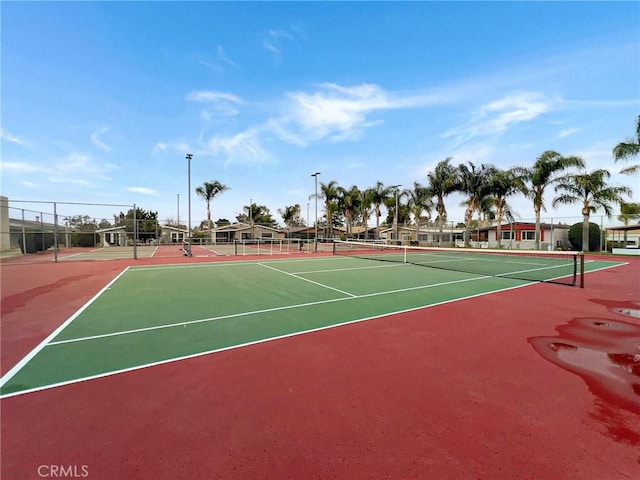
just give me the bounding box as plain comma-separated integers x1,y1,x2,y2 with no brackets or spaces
1,251,639,479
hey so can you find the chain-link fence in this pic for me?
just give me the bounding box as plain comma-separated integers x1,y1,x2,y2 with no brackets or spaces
2,197,638,260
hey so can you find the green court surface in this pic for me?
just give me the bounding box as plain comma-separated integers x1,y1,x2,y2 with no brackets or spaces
58,246,158,261
0,255,624,397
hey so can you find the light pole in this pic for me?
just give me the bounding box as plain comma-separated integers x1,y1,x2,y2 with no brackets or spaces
177,194,180,241
249,198,253,239
311,172,321,251
390,184,402,243
306,202,310,251
186,153,193,256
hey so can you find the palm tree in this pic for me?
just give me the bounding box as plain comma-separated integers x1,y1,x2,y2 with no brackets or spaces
458,162,493,247
195,180,229,242
278,204,302,237
383,187,407,241
618,202,640,226
553,169,632,252
520,151,585,250
613,115,640,175
405,182,433,245
318,180,340,239
360,188,375,240
427,158,460,246
485,167,526,248
370,181,390,239
337,185,361,237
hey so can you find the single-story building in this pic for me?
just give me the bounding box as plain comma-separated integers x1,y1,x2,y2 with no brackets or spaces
160,225,189,244
209,222,281,243
379,225,465,246
378,222,571,250
475,222,571,250
605,224,640,255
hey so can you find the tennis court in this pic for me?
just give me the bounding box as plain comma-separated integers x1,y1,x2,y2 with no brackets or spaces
0,250,623,398
55,245,160,261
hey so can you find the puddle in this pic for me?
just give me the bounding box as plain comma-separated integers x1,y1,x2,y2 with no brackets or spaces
528,318,640,415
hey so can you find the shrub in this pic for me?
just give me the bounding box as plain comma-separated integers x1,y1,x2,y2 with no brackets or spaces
568,222,600,251
18,231,55,254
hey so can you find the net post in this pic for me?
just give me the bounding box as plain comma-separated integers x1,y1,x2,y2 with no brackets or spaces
332,241,337,256
579,252,585,288
403,245,407,264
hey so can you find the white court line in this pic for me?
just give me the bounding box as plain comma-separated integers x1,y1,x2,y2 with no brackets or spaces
0,259,626,399
127,255,360,272
0,278,538,400
0,266,131,390
258,262,357,297
47,274,493,346
291,263,402,275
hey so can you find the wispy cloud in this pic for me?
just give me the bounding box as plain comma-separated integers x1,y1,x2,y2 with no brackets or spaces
127,186,159,196
205,128,274,167
558,127,580,138
1,128,29,147
159,82,451,165
0,161,41,173
153,141,192,154
217,46,239,68
90,127,111,152
2,153,117,187
443,91,555,145
269,82,442,147
199,46,240,73
259,26,305,61
48,153,116,185
186,90,244,120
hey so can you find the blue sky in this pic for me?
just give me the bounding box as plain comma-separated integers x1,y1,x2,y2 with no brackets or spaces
1,1,639,227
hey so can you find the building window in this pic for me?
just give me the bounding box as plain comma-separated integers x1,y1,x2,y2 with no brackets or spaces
521,230,536,241
501,231,514,240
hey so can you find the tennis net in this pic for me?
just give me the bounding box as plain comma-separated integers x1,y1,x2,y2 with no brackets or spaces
333,240,584,287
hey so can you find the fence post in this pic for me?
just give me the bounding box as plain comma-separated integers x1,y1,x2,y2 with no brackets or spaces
133,204,138,260
53,202,58,263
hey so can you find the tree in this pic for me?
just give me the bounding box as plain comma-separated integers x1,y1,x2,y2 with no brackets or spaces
370,181,390,239
317,180,340,239
360,188,375,240
337,185,361,237
553,169,632,252
613,115,640,175
457,162,493,247
427,158,460,245
237,203,277,230
115,208,158,243
618,202,640,225
520,151,585,249
195,180,229,241
278,204,303,236
485,167,525,247
405,182,433,244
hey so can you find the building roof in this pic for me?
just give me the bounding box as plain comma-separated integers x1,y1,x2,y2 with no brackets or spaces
211,222,280,233
605,224,640,232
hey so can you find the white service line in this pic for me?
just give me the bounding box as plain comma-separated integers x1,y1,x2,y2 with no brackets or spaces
46,273,494,346
258,262,357,297
0,278,537,400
